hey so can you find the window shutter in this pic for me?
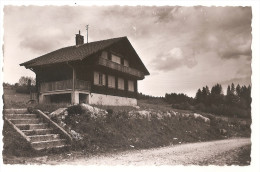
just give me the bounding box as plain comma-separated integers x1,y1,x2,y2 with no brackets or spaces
108,75,115,88
111,54,121,64
124,60,129,67
94,72,99,85
102,74,106,86
118,77,124,90
128,80,134,92
108,52,112,60
101,51,108,59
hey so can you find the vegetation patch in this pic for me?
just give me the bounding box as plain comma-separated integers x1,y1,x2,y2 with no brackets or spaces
48,103,250,153
165,83,251,119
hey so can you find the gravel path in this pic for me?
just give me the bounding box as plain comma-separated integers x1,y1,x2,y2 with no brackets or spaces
62,138,251,165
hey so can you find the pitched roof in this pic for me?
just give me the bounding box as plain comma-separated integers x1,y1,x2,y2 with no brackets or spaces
20,36,126,68
20,36,149,75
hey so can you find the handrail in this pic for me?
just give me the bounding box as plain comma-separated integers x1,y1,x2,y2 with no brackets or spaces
75,79,91,90
4,117,31,143
35,110,73,143
97,58,144,78
40,79,91,93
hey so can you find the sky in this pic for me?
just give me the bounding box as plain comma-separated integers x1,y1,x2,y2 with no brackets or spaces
3,6,252,97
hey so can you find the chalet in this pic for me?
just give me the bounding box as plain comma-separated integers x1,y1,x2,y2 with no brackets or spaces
20,31,149,106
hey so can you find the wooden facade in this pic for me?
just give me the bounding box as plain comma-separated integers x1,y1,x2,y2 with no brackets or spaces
21,34,149,105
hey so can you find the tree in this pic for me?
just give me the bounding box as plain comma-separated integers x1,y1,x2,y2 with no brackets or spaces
231,83,236,95
211,84,223,95
195,89,202,103
226,83,239,106
201,86,210,106
18,76,36,86
227,85,231,95
210,84,224,105
202,86,210,96
236,84,241,96
239,85,251,109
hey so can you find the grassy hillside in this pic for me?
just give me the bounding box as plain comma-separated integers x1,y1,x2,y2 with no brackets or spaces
3,88,251,155
47,102,251,153
3,88,31,108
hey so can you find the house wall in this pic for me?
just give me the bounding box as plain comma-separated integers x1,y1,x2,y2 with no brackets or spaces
89,93,137,106
34,49,142,104
91,70,138,99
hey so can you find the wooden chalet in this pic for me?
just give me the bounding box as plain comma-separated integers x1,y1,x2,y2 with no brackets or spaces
20,31,149,106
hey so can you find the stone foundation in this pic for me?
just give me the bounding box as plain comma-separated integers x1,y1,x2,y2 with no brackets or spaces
39,92,137,106
89,93,137,106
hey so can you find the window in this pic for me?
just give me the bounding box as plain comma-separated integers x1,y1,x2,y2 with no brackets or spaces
94,71,105,86
101,51,108,59
108,75,115,88
124,59,129,67
128,80,134,92
111,54,121,64
118,77,124,90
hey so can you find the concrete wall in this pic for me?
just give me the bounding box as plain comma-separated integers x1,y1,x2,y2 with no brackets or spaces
89,93,137,106
39,94,51,103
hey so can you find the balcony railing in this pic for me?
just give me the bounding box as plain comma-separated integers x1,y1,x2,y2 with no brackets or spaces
40,79,91,93
97,58,144,79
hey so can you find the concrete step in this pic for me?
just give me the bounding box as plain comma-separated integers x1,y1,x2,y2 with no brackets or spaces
4,109,71,152
22,129,54,136
16,123,49,130
10,119,41,125
5,114,38,119
4,109,28,114
31,139,67,150
28,134,61,142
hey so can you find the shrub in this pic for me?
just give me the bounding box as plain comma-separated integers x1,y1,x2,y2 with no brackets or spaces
15,86,30,94
172,102,194,111
34,103,69,113
67,104,83,114
15,85,36,94
195,103,206,112
106,109,113,115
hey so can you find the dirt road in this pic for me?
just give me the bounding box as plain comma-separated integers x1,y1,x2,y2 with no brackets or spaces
60,138,250,165
3,138,250,165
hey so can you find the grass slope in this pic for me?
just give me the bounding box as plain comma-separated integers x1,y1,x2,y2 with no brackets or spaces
3,88,251,156
58,102,250,153
3,88,30,108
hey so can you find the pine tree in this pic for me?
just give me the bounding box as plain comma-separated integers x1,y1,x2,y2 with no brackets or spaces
195,89,202,103
231,83,236,95
227,85,231,95
211,83,223,95
236,84,241,96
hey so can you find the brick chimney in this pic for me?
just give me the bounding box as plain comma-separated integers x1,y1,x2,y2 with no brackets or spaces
75,30,84,46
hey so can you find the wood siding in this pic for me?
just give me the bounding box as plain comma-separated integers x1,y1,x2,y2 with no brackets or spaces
34,49,140,99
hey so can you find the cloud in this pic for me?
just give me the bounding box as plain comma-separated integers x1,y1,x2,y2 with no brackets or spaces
219,76,251,86
217,34,252,60
19,27,70,54
152,47,197,71
154,6,180,23
3,6,252,97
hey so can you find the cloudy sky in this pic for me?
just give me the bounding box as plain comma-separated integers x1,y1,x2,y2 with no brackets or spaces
3,6,252,97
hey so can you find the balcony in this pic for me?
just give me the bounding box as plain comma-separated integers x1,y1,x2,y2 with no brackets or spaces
97,58,144,79
40,79,91,93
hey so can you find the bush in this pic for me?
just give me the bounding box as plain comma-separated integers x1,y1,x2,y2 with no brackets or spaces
15,86,30,94
34,103,69,113
195,104,251,119
67,104,83,114
195,103,206,112
15,85,36,94
172,102,194,111
106,109,113,115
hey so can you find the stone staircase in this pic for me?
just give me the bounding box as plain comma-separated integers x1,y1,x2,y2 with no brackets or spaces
4,108,72,151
